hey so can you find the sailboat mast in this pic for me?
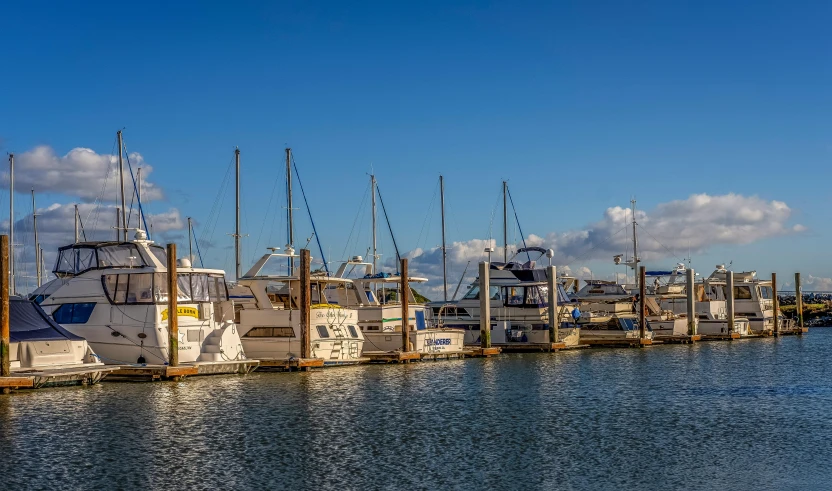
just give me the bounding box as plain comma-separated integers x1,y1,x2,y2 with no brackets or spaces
502,180,508,263
137,167,143,228
188,217,193,263
234,147,241,280
371,174,377,273
32,190,40,287
440,174,448,301
631,199,639,287
286,148,294,275
74,204,79,243
117,130,126,241
8,153,13,295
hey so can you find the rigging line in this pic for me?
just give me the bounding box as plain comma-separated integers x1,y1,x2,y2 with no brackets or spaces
340,179,371,262
506,186,531,263
122,145,150,237
291,156,329,275
253,161,282,256
194,224,206,267
90,135,119,241
199,156,235,246
486,186,502,245
414,178,440,251
375,184,402,267
636,223,687,264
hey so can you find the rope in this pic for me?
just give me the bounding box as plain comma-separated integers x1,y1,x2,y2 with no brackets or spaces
122,144,150,238
375,185,401,267
291,156,329,275
506,186,530,262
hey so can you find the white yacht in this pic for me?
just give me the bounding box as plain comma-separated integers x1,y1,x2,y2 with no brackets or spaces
228,248,365,365
570,281,654,342
335,257,465,355
431,248,580,347
32,231,248,366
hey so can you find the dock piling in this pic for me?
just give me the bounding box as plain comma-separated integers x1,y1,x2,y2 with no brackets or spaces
401,258,411,352
547,265,557,345
479,262,491,348
795,272,804,330
772,272,779,336
727,271,734,334
686,268,696,336
639,266,646,340
1,235,9,392
166,243,179,368
300,249,311,359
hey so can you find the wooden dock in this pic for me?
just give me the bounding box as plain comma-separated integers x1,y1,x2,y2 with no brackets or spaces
363,347,501,363
364,351,422,363
654,335,701,344
496,342,571,353
258,358,326,371
580,338,653,348
700,332,742,341
108,359,258,381
0,365,119,392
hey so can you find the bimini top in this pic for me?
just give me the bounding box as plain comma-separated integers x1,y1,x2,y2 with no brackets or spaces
9,297,84,342
53,241,168,277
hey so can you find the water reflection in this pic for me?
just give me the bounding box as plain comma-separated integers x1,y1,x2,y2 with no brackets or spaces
1,332,831,489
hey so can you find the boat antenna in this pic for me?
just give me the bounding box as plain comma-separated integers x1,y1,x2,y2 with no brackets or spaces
188,217,194,263
440,174,447,301
371,173,377,274
502,180,508,262
8,152,14,295
32,189,41,287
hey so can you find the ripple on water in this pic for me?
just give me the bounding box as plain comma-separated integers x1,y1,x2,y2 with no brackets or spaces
1,331,831,490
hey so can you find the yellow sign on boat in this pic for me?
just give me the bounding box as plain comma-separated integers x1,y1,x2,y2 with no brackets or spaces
161,307,200,321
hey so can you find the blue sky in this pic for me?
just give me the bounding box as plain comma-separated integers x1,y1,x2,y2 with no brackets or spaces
1,1,830,295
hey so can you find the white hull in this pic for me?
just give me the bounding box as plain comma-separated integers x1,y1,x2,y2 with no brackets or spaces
364,328,466,353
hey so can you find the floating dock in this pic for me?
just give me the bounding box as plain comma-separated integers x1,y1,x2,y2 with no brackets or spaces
108,360,258,381
363,347,501,364
257,358,326,371
654,335,701,344
0,365,119,392
580,338,653,348
495,342,578,352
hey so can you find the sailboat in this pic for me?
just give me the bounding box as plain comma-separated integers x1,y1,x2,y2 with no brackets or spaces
228,148,366,365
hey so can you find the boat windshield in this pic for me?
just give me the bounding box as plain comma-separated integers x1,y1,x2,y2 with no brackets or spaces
54,243,148,276
463,285,502,300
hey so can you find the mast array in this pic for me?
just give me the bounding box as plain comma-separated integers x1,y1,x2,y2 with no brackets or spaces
8,153,13,295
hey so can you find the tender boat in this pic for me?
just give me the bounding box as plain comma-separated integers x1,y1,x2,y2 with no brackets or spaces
32,231,248,366
228,247,365,365
335,257,466,355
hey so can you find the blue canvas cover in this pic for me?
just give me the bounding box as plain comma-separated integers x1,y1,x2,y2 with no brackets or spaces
415,311,426,330
9,297,85,342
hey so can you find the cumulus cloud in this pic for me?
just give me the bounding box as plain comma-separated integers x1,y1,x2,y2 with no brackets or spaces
3,145,163,202
400,193,804,301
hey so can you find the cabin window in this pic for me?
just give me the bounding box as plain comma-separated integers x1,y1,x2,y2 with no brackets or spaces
54,247,96,275
52,303,96,324
149,245,168,266
526,286,545,306
758,286,773,300
733,286,752,300
463,285,501,300
316,325,330,338
104,272,226,304
348,325,359,338
245,327,295,337
97,244,146,268
505,287,525,306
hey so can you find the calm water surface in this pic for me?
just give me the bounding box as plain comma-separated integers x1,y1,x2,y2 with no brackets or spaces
2,330,831,490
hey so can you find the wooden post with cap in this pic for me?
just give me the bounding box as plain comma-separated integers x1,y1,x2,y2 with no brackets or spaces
300,249,311,359
772,272,779,336
795,272,804,331
1,235,10,386
547,265,558,345
479,262,491,348
686,268,696,336
401,258,411,352
167,243,179,367
639,266,646,341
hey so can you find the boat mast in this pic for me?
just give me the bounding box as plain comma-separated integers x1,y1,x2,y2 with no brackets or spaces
8,153,13,295
502,180,508,263
631,198,639,287
74,204,79,243
188,217,193,263
137,167,143,228
115,207,120,241
117,130,126,241
234,147,241,280
286,148,294,275
371,174,377,274
440,174,448,301
32,189,40,287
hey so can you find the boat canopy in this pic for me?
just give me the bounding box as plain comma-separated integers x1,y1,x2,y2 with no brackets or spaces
9,297,84,342
53,241,167,277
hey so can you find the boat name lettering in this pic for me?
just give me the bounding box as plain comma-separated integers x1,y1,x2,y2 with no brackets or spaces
425,338,451,346
161,307,200,320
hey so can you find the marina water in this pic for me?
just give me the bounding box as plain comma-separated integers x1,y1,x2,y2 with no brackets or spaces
2,330,831,490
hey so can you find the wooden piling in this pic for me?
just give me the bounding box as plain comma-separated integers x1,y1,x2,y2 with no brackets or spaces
401,258,411,352
1,235,9,384
300,249,311,359
547,265,558,344
686,268,696,335
795,272,804,329
638,266,646,340
166,243,178,367
772,272,779,336
726,271,735,334
479,262,491,348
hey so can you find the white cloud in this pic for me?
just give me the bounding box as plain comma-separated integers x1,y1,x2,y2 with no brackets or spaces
400,193,805,301
4,145,163,202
